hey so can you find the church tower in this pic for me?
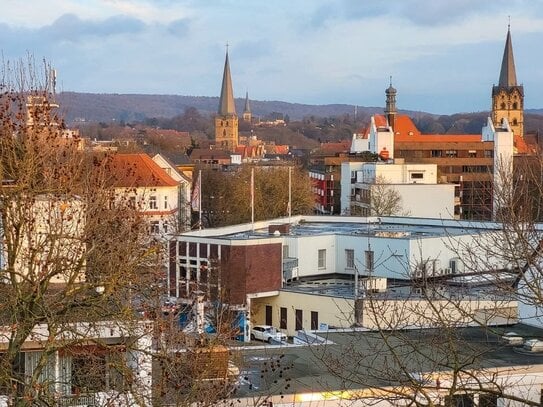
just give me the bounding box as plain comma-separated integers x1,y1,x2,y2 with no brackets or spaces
492,26,524,138
242,91,252,122
215,49,239,150
384,77,397,132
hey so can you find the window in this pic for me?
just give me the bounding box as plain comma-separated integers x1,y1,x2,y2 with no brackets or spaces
445,150,458,158
150,221,159,234
318,249,326,269
72,353,107,393
365,250,374,273
468,150,477,158
513,102,518,110
478,394,497,407
345,249,354,269
280,307,287,329
164,196,168,209
283,245,289,259
431,150,442,157
128,196,136,209
444,394,474,407
149,196,158,209
295,309,303,331
484,150,493,158
410,172,424,179
265,305,273,326
163,222,168,233
311,311,319,330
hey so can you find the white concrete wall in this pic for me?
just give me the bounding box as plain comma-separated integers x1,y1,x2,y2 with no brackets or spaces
350,133,369,153
340,161,367,215
393,184,456,219
369,117,395,159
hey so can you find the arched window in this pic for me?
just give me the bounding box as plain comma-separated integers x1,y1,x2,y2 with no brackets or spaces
223,129,226,136
226,121,229,126
512,102,518,110
501,102,506,109
513,118,518,126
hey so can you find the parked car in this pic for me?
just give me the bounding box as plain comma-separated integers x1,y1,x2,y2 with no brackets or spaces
501,332,523,346
250,325,287,343
523,339,543,352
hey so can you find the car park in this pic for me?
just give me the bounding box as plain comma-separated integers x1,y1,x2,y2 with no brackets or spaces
250,325,287,343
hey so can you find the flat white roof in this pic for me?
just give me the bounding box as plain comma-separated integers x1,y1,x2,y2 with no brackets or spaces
179,215,509,241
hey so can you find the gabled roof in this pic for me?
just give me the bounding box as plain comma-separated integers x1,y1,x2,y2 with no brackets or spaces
106,154,179,188
499,27,518,87
318,140,351,154
218,51,236,115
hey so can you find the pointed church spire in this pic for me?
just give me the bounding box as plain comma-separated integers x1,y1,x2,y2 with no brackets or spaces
218,48,236,115
498,25,518,87
243,91,251,114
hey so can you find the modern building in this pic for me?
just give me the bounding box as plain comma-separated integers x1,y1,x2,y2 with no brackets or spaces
224,324,543,407
340,161,457,218
168,215,521,340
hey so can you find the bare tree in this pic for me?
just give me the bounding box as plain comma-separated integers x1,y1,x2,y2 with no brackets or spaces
0,59,240,407
200,165,314,228
309,157,543,406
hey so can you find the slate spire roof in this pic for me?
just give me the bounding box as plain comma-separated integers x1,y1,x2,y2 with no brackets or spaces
218,50,236,115
498,26,517,87
243,91,251,114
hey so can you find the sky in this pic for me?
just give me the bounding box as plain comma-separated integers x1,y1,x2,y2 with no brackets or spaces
1,0,543,115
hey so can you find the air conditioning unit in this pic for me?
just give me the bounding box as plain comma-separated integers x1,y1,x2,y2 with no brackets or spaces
449,258,464,274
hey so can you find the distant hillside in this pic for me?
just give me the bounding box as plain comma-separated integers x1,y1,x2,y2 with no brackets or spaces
57,92,543,136
57,92,423,124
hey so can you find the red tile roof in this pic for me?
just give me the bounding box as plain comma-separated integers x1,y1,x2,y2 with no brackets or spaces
319,140,351,154
514,134,532,154
370,114,483,143
106,154,179,188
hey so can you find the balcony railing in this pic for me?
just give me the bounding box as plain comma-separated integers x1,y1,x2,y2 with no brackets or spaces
58,393,97,407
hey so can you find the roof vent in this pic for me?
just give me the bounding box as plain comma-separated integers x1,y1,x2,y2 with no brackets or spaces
269,224,290,235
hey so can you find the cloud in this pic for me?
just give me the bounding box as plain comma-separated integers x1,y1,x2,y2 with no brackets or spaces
234,39,273,60
40,14,146,41
167,18,190,37
309,0,538,28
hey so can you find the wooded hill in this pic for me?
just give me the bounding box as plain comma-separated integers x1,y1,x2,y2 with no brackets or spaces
59,92,543,138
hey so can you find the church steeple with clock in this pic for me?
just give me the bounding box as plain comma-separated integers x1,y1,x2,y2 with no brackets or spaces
215,47,239,151
492,25,524,138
